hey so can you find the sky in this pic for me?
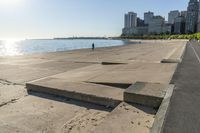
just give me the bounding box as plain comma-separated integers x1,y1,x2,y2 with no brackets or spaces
0,0,189,39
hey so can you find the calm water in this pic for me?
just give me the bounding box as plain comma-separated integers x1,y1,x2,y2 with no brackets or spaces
0,39,126,56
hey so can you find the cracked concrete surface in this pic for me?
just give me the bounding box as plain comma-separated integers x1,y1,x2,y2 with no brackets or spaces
0,80,27,107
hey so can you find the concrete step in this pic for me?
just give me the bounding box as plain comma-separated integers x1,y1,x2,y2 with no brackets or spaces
26,77,124,108
124,82,168,108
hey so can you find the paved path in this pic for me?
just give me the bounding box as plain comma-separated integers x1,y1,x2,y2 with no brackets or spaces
163,41,200,133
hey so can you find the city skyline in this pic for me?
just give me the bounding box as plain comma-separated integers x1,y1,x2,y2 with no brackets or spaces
123,0,200,36
0,0,188,39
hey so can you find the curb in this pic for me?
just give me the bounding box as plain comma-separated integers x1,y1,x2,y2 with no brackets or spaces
150,84,175,133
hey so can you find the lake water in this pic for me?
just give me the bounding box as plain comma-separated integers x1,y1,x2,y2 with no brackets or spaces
0,39,126,56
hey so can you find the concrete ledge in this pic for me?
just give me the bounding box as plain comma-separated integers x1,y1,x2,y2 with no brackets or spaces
161,59,181,63
150,84,175,133
26,78,123,108
124,82,167,108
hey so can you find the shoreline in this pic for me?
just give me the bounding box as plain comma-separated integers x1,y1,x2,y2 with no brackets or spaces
0,39,130,58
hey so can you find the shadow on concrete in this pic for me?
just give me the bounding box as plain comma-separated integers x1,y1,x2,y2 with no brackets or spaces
130,102,157,115
86,82,131,89
28,91,113,112
101,62,128,65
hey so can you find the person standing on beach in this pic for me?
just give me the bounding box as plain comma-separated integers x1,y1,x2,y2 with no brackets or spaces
92,43,95,50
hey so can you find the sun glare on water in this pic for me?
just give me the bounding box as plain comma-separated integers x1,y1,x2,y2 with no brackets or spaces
0,39,23,56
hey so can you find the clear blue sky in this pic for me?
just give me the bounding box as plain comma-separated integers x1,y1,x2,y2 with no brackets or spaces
0,0,188,39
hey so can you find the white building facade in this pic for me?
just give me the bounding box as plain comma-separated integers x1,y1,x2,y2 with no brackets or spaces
124,12,137,28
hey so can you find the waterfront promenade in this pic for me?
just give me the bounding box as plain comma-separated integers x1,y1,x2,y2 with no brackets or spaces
0,40,186,133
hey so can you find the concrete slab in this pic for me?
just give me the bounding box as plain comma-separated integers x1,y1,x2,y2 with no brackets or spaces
50,63,177,85
26,78,124,107
0,94,110,133
124,82,167,108
89,69,176,84
130,46,177,62
87,63,177,85
115,62,176,71
0,58,49,66
93,102,156,133
27,61,92,71
50,64,119,83
0,65,61,83
0,62,92,84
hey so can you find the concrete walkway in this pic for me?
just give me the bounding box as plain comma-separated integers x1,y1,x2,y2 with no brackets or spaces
162,41,200,133
0,40,187,133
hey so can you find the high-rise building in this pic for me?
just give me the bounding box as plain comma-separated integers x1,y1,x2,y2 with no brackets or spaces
144,11,154,25
168,10,180,24
123,12,137,35
181,11,187,18
148,16,165,34
124,14,129,28
124,12,137,28
174,16,186,34
185,0,199,33
163,24,172,34
198,2,200,32
137,17,145,27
